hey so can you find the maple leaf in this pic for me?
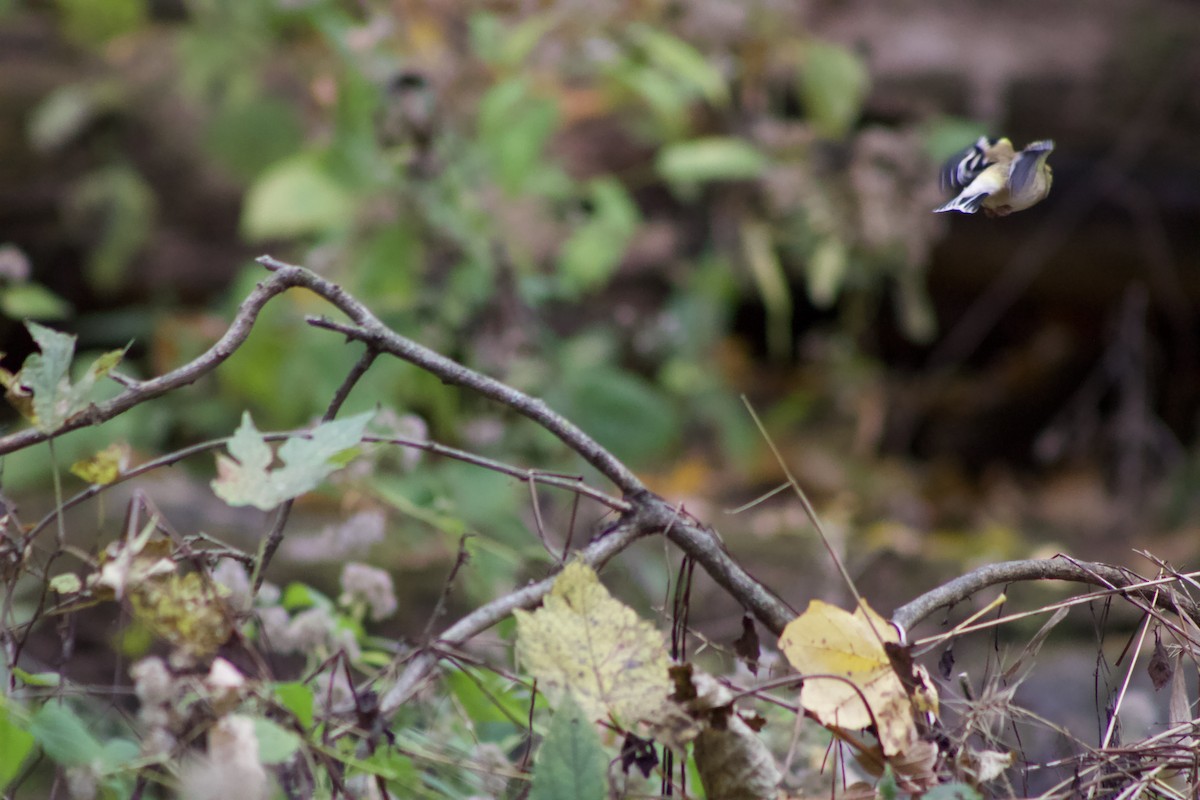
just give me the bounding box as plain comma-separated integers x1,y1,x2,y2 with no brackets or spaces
211,411,372,510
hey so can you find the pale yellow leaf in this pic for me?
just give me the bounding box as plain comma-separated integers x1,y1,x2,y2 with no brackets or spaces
515,560,670,725
779,599,934,755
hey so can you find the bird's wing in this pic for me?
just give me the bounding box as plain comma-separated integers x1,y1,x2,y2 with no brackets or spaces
933,164,1008,214
1008,140,1055,199
940,136,997,192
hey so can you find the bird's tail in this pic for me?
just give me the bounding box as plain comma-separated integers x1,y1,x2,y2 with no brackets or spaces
933,193,988,214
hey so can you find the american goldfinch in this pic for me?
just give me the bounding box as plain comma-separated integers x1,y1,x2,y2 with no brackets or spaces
934,137,1054,217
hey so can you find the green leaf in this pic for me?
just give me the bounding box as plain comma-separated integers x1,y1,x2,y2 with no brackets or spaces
249,717,300,765
280,581,333,611
627,23,728,107
12,667,62,687
27,81,125,153
497,12,559,68
0,283,72,320
211,411,372,510
55,0,147,46
799,40,870,139
559,178,640,295
98,738,140,774
477,78,559,195
657,138,768,195
272,682,315,729
529,694,607,800
805,236,848,307
550,365,680,467
446,668,528,739
341,749,418,789
204,95,304,182
240,154,357,241
0,701,35,787
29,702,104,767
0,322,126,433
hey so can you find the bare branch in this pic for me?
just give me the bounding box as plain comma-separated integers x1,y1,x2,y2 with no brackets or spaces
379,508,649,715
891,556,1200,632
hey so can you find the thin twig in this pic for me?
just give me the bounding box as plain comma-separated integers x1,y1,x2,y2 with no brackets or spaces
378,507,650,716
254,346,381,589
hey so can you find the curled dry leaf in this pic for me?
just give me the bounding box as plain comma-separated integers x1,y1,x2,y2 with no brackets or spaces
956,747,1014,785
694,711,783,800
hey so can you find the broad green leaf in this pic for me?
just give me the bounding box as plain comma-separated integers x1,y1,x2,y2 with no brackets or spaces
240,154,357,241
29,702,104,767
549,366,680,467
446,668,529,740
272,682,315,729
249,717,300,765
341,749,418,788
800,40,870,139
98,738,140,773
529,694,606,800
0,701,35,788
559,178,640,296
627,23,728,107
211,411,372,510
0,322,126,433
657,138,768,195
477,78,559,195
27,81,125,153
204,95,304,181
607,63,690,138
0,282,72,320
498,12,559,67
55,0,147,46
12,666,63,687
805,236,848,307
280,581,333,611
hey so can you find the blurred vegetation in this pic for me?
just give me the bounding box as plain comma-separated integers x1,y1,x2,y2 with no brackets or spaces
3,0,1200,797
5,0,971,461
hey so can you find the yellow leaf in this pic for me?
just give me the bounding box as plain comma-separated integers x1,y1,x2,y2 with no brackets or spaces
778,599,937,756
70,442,130,484
515,560,670,725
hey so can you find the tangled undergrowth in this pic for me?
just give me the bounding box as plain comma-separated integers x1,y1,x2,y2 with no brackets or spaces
2,260,1199,800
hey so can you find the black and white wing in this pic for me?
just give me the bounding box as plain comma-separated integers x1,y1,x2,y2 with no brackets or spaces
940,136,997,193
